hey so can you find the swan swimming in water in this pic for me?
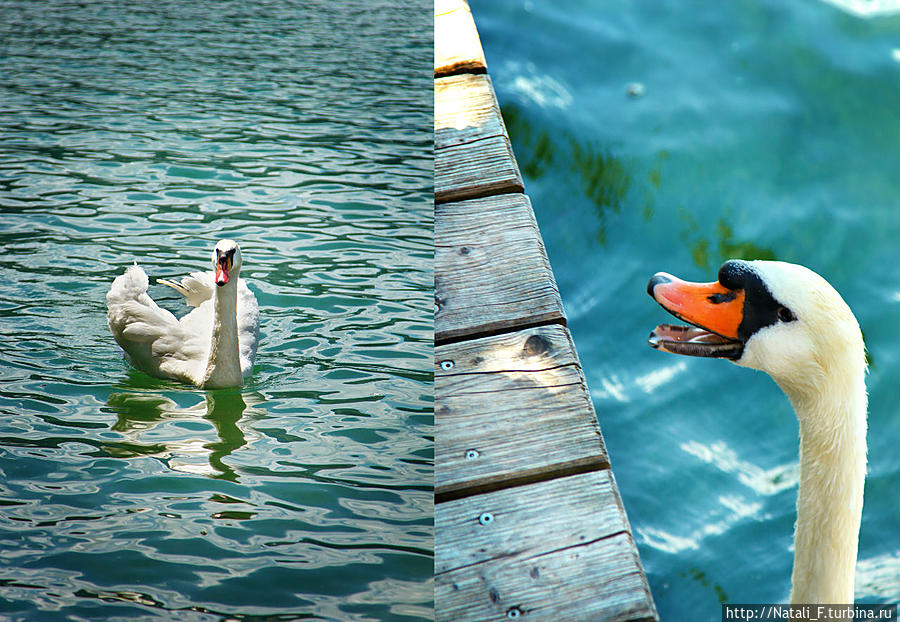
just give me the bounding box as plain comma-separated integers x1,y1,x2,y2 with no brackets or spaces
107,239,259,389
647,259,866,604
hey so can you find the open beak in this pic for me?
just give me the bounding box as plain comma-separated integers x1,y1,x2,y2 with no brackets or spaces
215,254,232,286
647,272,745,359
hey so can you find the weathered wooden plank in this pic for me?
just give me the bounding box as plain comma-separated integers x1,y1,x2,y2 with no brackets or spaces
435,325,606,499
437,533,655,622
435,321,579,374
435,73,523,203
435,136,523,203
435,471,658,622
435,194,565,343
436,470,626,574
435,0,487,78
435,74,504,148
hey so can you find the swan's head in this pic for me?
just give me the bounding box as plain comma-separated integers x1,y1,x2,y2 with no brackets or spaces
212,239,242,287
647,260,865,398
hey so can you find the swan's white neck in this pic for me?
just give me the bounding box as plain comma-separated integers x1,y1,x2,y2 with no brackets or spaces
201,278,243,389
780,364,867,604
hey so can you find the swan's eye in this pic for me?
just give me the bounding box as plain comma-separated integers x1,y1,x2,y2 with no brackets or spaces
777,306,796,323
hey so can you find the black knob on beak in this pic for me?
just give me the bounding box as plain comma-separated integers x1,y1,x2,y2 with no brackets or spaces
647,273,673,298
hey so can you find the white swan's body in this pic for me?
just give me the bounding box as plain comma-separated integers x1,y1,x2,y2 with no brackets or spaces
106,240,259,388
648,260,866,603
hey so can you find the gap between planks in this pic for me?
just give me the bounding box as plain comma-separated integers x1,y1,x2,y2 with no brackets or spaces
435,459,610,504
434,316,566,348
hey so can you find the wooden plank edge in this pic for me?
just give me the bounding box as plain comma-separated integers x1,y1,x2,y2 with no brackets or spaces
436,525,630,578
434,191,565,342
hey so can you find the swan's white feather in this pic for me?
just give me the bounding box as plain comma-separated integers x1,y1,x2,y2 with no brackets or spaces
158,272,215,307
236,283,259,377
106,264,206,383
158,270,260,377
738,261,867,604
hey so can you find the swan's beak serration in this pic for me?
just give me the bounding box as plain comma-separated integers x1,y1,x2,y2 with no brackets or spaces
647,272,745,359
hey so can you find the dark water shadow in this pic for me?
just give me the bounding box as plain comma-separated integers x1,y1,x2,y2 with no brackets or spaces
679,212,778,271
502,101,641,245
502,101,779,264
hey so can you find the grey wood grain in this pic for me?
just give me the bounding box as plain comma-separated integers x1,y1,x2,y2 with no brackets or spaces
435,325,607,498
435,74,503,147
435,73,523,203
435,471,658,622
435,194,564,343
434,4,658,618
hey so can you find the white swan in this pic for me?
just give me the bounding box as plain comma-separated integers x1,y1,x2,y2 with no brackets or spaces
647,259,867,604
106,239,259,389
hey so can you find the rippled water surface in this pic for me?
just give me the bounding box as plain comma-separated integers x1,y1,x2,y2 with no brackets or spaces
0,2,432,620
474,0,900,617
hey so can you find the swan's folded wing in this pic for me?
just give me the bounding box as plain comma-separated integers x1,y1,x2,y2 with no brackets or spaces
107,265,205,382
107,265,178,342
237,281,260,377
151,328,208,381
158,271,216,307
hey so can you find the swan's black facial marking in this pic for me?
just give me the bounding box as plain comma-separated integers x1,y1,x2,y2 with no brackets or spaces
707,291,738,304
718,260,794,342
217,247,236,262
214,246,236,287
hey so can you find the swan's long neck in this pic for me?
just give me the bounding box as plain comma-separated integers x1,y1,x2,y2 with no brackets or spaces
202,278,243,389
784,364,867,604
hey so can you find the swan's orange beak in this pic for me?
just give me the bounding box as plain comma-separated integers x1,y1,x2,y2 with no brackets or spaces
215,255,231,286
647,272,745,359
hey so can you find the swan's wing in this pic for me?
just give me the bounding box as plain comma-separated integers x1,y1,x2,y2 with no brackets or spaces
157,271,216,307
107,265,178,343
107,264,206,383
237,280,260,378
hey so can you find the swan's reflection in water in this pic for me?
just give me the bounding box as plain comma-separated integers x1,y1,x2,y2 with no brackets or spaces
104,387,264,481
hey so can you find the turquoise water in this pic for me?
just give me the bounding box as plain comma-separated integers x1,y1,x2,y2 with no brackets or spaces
474,0,900,616
0,2,432,620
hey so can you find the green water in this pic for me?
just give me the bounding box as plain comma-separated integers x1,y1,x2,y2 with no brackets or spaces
0,2,432,620
474,0,900,617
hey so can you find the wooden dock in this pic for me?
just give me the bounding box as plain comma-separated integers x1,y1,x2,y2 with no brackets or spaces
434,2,659,620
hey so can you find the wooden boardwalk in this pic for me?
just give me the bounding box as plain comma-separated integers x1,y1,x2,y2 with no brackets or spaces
434,2,659,620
